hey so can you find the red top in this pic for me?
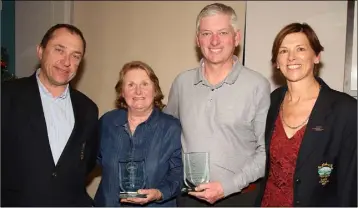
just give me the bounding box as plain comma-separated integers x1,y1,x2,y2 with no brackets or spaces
261,115,306,207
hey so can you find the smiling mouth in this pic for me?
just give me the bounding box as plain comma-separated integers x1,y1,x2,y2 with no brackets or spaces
209,48,222,53
133,97,145,100
287,64,301,69
55,66,70,74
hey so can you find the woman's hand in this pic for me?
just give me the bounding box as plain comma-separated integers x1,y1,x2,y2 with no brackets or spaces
120,189,163,205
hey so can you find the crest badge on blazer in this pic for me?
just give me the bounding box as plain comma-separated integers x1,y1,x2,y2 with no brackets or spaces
318,162,333,185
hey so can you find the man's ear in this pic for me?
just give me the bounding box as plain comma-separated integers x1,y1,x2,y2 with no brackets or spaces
196,34,200,48
36,45,43,60
234,30,241,47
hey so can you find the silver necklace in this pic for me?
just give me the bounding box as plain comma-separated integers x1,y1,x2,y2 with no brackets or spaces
280,102,309,130
280,83,321,130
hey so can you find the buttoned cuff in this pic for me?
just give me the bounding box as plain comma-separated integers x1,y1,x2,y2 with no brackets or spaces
155,185,171,203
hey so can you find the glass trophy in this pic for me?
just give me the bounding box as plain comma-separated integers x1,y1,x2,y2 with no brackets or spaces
181,152,210,193
119,159,147,199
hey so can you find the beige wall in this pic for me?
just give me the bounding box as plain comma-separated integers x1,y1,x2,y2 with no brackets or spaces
245,1,348,91
73,1,247,198
73,1,246,116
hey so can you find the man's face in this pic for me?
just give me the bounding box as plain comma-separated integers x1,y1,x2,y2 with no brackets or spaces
37,28,84,86
196,13,240,66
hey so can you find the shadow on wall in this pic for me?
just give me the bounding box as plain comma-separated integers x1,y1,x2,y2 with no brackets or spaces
70,58,86,89
194,45,241,62
30,63,41,76
271,62,323,87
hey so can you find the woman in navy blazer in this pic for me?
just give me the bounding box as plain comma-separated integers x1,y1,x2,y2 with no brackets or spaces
94,61,183,207
256,23,357,207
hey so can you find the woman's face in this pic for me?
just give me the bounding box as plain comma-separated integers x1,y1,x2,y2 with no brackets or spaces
276,32,320,83
122,68,155,113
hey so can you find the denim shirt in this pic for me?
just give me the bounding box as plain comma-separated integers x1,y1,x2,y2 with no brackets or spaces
94,108,183,207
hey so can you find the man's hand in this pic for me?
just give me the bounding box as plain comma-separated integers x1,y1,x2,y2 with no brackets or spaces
120,189,162,205
188,181,225,204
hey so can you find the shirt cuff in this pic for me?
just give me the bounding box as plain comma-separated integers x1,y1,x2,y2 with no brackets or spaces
155,185,170,203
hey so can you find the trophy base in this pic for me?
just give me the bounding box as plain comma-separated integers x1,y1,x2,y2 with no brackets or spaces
119,192,147,199
181,187,204,193
181,187,194,193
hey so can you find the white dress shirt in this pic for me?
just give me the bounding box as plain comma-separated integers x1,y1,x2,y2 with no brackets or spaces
36,69,75,165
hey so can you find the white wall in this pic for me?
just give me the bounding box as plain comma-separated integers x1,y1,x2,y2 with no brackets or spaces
244,1,348,91
15,1,72,77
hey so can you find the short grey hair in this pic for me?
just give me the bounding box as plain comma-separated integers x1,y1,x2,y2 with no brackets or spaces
196,3,239,34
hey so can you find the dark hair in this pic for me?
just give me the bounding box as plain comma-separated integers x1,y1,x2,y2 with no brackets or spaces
271,22,324,67
115,61,165,110
40,23,86,55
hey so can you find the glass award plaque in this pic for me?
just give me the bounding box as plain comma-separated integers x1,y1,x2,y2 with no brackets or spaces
181,152,210,193
119,159,147,199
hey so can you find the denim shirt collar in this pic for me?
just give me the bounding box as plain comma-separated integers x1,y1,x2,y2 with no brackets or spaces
114,107,160,129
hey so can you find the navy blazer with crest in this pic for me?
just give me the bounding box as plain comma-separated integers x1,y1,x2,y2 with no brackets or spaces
256,77,357,207
1,73,99,206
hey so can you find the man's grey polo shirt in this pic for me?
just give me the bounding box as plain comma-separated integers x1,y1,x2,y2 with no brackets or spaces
164,58,271,197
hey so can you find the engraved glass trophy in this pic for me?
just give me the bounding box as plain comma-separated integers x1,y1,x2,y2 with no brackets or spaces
119,159,147,199
181,152,210,193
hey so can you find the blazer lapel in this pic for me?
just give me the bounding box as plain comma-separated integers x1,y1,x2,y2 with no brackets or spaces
265,87,285,150
68,88,85,143
27,75,56,167
55,87,85,166
295,86,334,170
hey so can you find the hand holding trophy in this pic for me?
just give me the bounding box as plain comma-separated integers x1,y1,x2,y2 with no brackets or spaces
119,159,147,199
181,152,210,193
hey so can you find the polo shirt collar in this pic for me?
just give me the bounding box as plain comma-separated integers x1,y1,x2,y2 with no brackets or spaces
194,55,242,85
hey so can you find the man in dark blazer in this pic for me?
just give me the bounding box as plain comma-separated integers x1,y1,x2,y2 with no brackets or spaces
1,24,99,206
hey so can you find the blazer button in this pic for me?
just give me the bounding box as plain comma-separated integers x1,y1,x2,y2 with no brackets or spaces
295,200,300,205
52,172,57,177
295,178,301,184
